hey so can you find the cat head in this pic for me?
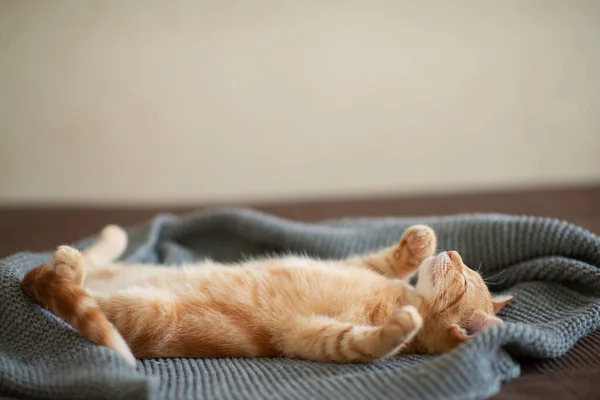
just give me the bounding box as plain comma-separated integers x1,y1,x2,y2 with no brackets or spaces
414,250,513,353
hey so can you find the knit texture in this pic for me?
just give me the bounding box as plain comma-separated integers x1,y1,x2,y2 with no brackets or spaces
1,208,599,400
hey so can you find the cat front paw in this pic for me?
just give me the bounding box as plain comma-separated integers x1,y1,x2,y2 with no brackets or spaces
387,305,423,334
397,225,437,267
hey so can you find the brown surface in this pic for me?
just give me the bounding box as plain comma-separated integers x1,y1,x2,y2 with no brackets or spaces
1,183,599,399
1,184,599,258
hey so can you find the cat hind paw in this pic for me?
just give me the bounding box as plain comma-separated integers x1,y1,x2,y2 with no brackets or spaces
51,245,85,283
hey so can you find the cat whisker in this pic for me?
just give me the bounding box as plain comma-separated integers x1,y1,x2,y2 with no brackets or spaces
483,269,509,286
474,262,483,274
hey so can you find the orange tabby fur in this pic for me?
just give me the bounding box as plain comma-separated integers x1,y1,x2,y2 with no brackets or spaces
21,224,513,368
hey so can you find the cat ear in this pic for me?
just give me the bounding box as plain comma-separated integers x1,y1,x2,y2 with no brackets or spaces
492,295,514,314
449,311,506,343
448,324,472,342
469,312,503,333
478,313,503,329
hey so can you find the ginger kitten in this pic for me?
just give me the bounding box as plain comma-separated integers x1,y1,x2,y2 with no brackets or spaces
22,224,512,367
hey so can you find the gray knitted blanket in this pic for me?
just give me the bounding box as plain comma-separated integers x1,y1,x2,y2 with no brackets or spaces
1,208,600,400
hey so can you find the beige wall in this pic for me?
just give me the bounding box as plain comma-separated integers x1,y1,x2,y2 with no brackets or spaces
1,1,599,205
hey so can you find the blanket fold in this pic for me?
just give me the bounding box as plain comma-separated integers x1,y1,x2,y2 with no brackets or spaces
1,208,599,400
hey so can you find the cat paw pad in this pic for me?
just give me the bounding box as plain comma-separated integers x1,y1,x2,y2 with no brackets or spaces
400,225,436,260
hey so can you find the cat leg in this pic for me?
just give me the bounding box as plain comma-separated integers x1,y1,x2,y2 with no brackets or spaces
279,306,423,363
82,224,128,267
21,245,137,367
348,225,436,279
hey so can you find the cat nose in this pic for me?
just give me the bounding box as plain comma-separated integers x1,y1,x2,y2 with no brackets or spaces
447,251,463,264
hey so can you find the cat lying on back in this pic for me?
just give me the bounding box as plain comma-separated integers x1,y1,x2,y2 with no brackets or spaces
22,224,513,368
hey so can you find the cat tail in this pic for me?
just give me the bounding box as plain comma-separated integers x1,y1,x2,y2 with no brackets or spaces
22,246,137,368
82,225,128,267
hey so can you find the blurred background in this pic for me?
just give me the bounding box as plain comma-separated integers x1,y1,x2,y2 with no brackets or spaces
0,1,599,254
1,4,599,397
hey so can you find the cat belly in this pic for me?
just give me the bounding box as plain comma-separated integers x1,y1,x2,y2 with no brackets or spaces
89,262,407,359
83,264,192,294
